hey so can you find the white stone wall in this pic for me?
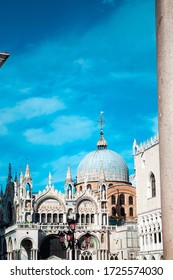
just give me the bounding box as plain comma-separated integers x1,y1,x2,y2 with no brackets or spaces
134,141,163,259
134,143,161,214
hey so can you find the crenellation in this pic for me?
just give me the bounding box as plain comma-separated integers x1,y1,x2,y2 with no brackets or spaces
133,134,159,155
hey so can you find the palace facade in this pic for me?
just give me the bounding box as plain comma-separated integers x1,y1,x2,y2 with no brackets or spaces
133,135,163,260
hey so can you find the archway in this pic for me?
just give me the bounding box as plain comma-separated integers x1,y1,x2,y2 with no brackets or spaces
20,239,32,260
39,235,66,260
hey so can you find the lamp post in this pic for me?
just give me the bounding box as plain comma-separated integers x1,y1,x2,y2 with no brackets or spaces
58,219,91,260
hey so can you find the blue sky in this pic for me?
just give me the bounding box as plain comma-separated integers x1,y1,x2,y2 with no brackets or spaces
0,0,157,192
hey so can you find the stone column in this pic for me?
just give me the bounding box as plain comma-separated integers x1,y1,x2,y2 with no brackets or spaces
156,0,173,259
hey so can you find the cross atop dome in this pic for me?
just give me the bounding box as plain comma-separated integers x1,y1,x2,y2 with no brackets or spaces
97,112,107,150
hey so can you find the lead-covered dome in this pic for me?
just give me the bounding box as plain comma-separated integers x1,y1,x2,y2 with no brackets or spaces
76,127,129,184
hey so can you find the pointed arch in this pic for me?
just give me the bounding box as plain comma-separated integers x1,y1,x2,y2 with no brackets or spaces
150,173,156,197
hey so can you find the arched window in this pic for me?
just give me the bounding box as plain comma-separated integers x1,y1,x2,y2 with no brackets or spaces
111,195,115,205
151,173,156,197
91,214,94,223
112,207,116,216
120,207,125,216
129,196,133,205
101,233,104,243
129,207,133,217
87,184,92,190
81,214,85,224
59,214,63,223
86,214,90,224
120,194,125,205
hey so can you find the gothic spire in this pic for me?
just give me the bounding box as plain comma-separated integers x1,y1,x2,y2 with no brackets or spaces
65,163,73,184
25,162,31,179
7,163,12,182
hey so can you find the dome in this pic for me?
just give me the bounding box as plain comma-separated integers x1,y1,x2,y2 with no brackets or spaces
76,126,129,184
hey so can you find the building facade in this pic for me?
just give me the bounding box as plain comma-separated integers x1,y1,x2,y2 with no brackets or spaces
0,124,138,260
133,135,163,260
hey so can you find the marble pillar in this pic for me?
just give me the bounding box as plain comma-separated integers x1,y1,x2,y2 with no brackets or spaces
156,0,173,259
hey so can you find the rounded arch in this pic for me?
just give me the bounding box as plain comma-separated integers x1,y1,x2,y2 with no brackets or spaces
20,238,33,260
120,193,125,205
76,196,98,212
7,237,13,252
19,236,36,249
78,233,100,251
39,234,66,260
129,195,133,205
34,196,66,212
87,184,92,190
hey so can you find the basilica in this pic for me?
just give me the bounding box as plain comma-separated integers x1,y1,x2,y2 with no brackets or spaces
0,117,138,260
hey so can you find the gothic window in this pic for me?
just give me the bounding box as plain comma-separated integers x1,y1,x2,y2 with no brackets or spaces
151,173,156,197
129,207,133,217
129,196,133,205
120,194,125,205
111,195,115,205
159,232,162,243
154,233,157,243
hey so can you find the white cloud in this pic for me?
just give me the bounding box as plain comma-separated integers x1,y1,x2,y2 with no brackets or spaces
73,58,93,71
19,87,32,94
0,97,64,135
110,71,156,81
149,116,158,134
24,115,96,145
38,151,87,186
